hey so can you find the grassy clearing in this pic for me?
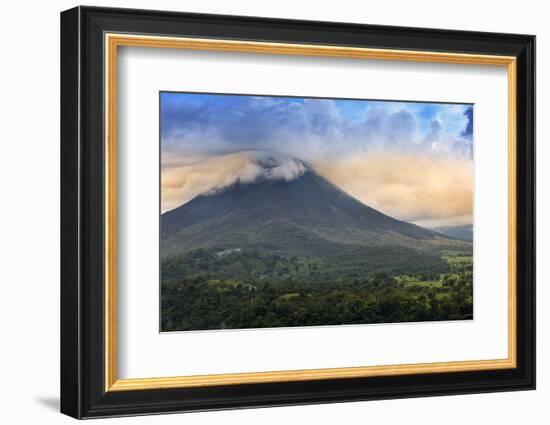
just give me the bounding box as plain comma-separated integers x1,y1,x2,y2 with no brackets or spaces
444,255,473,265
278,292,301,301
403,279,442,288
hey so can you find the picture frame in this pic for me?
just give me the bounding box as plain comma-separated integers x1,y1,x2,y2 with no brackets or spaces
60,5,535,419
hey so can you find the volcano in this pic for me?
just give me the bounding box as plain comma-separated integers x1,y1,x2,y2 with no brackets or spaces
161,155,469,259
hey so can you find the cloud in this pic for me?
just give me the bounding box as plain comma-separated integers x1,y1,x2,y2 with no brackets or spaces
161,93,474,162
162,150,472,227
161,151,307,212
257,154,308,181
315,152,473,227
461,106,474,140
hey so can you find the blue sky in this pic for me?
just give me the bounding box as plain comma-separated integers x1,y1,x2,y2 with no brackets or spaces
160,92,473,161
160,92,474,226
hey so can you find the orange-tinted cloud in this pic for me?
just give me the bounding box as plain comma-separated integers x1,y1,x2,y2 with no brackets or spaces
161,151,307,212
315,152,472,226
162,151,472,227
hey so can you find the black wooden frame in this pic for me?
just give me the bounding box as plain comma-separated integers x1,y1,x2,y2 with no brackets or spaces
60,6,536,419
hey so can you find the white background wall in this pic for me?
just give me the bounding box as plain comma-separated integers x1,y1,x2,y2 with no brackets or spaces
0,0,545,423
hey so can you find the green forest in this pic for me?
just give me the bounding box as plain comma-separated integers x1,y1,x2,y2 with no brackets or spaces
161,248,473,331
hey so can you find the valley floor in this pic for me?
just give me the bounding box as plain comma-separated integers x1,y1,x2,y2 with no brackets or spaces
161,250,473,331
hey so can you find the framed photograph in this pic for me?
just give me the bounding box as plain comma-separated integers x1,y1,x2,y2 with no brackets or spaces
60,6,535,419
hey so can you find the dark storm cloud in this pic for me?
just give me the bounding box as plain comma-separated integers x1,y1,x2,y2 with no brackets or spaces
461,106,474,140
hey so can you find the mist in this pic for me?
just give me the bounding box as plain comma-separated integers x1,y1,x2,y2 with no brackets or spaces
161,151,308,212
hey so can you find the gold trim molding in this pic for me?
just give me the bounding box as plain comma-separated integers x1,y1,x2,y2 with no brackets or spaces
104,33,518,392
